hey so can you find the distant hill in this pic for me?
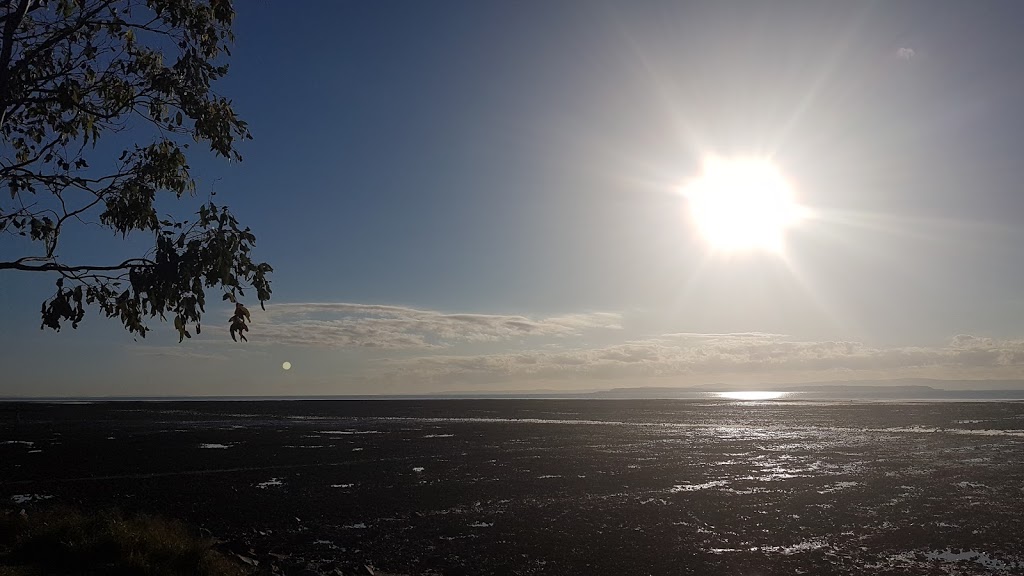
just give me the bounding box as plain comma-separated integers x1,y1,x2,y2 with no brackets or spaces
4,378,1023,401
586,379,1024,400
762,377,1024,392
418,378,1024,400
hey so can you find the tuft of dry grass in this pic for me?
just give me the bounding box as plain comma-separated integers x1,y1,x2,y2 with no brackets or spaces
0,505,248,576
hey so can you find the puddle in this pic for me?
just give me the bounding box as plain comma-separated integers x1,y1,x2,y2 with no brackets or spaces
671,480,729,492
10,494,53,504
925,549,1023,572
818,481,860,494
710,540,829,555
872,427,1024,437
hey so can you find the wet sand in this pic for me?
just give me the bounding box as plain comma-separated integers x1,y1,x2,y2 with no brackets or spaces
2,400,1023,575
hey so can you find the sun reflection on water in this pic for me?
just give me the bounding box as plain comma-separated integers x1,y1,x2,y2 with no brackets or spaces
715,391,788,401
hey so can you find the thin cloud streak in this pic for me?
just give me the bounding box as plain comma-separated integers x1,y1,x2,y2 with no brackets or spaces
367,333,1024,386
249,303,623,349
125,346,232,361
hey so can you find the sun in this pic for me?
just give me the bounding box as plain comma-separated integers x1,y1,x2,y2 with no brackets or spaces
682,156,806,254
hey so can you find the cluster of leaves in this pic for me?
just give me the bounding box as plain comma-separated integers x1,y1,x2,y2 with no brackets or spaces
0,0,271,339
39,201,270,339
228,300,248,341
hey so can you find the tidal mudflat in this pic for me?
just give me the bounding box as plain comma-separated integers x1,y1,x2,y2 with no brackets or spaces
2,400,1022,575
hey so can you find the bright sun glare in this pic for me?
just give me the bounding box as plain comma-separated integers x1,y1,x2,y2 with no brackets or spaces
683,157,806,254
716,391,787,401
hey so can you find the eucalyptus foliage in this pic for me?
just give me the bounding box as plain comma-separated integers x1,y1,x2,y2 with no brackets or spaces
0,0,271,341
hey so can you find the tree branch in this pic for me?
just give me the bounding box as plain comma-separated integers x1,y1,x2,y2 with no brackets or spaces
0,0,33,123
0,257,154,272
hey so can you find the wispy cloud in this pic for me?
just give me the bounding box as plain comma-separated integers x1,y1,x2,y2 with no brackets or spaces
249,303,622,349
896,47,916,60
365,333,1024,386
126,345,232,361
176,301,1024,389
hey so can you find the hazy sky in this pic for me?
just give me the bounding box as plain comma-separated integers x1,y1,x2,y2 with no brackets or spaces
6,1,1024,396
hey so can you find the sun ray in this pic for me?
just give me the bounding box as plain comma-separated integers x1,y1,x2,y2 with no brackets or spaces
768,5,875,156
775,247,863,337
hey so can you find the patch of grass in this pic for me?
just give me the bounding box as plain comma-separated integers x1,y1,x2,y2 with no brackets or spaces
0,505,248,576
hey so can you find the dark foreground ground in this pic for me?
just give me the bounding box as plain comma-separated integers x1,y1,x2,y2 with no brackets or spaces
1,400,1023,575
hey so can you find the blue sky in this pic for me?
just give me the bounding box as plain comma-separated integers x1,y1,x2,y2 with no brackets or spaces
7,1,1024,396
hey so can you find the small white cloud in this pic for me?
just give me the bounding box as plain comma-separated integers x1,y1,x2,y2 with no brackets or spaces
896,47,916,61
